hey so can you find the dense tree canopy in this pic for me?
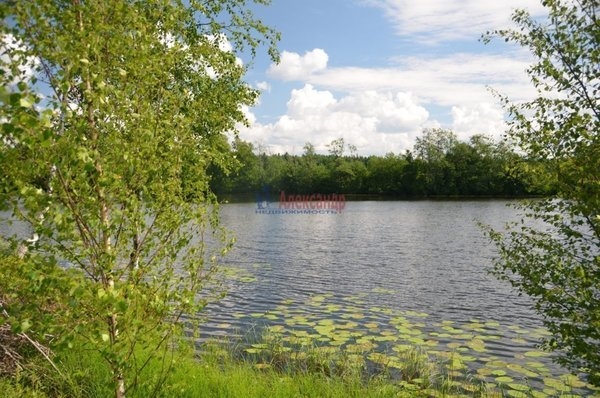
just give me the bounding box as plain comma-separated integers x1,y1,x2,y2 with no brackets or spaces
210,131,555,198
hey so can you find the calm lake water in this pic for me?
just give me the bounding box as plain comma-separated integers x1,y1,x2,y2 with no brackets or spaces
199,200,596,394
206,200,537,330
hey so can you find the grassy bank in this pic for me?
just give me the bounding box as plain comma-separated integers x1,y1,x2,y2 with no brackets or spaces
0,338,501,398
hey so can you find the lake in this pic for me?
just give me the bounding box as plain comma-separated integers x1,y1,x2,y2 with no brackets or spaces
199,200,595,394
205,200,537,330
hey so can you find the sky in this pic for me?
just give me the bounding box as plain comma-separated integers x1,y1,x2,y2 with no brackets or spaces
236,0,548,156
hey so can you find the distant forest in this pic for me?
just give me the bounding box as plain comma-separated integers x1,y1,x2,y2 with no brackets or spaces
209,128,556,198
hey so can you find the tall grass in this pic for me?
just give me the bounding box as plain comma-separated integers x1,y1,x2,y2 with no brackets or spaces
1,330,505,398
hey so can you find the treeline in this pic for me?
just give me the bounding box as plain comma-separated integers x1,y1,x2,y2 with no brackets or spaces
210,129,556,198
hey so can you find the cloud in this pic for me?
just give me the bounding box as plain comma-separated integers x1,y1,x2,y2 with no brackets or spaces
451,104,506,141
306,52,535,107
244,47,539,155
363,0,547,43
239,84,430,155
267,48,328,81
255,81,271,92
246,3,547,156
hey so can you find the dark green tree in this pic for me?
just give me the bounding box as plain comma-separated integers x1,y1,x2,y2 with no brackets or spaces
414,128,458,195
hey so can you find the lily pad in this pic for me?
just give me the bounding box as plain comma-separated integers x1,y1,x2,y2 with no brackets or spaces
524,351,550,358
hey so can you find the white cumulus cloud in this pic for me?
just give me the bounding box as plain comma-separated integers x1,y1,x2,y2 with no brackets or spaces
267,48,329,81
239,84,430,155
451,104,506,141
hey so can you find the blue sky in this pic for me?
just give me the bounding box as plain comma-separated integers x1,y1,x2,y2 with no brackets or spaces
238,0,547,156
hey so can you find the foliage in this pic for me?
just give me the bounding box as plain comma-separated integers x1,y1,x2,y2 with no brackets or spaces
211,133,554,197
483,0,600,385
0,0,278,396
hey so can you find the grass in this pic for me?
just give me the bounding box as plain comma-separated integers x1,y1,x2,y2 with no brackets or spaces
3,323,599,397
0,330,506,398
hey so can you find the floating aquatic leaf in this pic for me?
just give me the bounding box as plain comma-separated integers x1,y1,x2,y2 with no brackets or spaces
507,383,530,391
466,337,486,353
446,356,466,370
464,322,485,330
491,370,507,376
441,326,463,334
496,376,514,383
373,335,398,342
325,304,341,313
506,390,528,397
372,287,395,294
393,344,412,353
479,334,501,341
268,325,285,333
477,367,492,376
543,378,568,391
339,321,358,329
368,352,393,365
526,361,547,369
530,391,549,398
462,383,479,392
531,327,552,336
524,351,550,358
291,330,310,337
406,337,426,345
559,374,587,388
314,325,335,336
506,363,539,378
446,370,463,378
